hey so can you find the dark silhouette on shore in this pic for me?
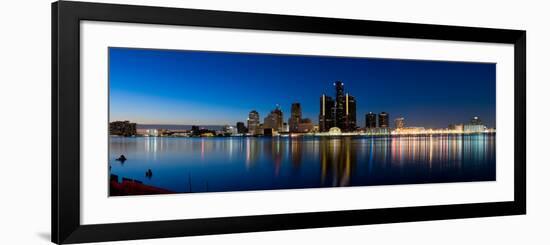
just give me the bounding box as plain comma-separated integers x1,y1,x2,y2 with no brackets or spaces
109,174,172,196
146,169,153,178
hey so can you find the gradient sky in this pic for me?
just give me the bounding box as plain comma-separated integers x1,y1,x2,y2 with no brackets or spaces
109,47,496,128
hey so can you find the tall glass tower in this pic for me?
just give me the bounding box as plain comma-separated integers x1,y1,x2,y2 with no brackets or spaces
319,94,334,132
334,81,346,130
289,102,302,133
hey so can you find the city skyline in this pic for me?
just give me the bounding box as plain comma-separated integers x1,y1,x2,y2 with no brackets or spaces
109,47,496,128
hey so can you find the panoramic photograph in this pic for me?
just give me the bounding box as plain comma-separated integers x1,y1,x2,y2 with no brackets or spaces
108,47,496,196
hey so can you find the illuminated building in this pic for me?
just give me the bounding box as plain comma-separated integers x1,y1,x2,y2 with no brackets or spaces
393,127,425,135
141,128,159,137
282,123,290,133
328,127,342,135
264,105,284,132
247,110,260,134
464,116,487,133
378,112,389,128
334,81,346,130
236,122,247,134
297,118,314,133
319,81,357,132
344,93,357,131
223,125,238,135
395,117,405,129
464,124,486,133
254,123,264,135
365,112,377,128
319,94,334,132
470,116,482,125
449,124,464,132
288,102,302,133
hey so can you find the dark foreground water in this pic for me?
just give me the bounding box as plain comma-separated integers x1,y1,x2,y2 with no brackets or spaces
109,134,496,195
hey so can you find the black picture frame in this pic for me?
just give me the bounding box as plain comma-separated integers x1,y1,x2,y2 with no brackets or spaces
52,1,526,244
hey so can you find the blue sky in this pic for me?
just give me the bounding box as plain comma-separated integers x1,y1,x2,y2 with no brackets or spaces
109,47,496,128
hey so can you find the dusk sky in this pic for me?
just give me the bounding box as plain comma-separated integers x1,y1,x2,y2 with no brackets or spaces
109,47,496,128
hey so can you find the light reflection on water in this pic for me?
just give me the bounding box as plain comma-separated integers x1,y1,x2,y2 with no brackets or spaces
109,134,495,194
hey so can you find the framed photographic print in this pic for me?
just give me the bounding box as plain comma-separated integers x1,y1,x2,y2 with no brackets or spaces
52,1,526,244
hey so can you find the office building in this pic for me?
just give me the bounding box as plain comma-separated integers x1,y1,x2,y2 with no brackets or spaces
465,116,486,133
264,105,284,132
297,118,314,133
247,110,260,134
378,112,389,128
344,93,357,131
365,112,377,128
395,117,405,129
334,81,346,130
319,94,334,132
319,81,357,132
289,102,302,133
236,122,247,134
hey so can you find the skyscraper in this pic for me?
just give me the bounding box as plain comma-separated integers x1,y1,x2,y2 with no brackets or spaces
319,94,334,132
236,122,247,134
319,81,357,132
395,117,405,129
247,110,260,134
288,102,302,133
264,105,284,132
365,112,377,128
379,112,389,128
344,93,357,131
334,81,346,130
336,82,358,132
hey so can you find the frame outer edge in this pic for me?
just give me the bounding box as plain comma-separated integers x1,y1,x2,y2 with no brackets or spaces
51,1,59,244
55,1,82,244
514,31,527,214
52,1,527,243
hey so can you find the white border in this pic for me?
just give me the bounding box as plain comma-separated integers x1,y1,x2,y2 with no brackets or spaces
81,21,514,225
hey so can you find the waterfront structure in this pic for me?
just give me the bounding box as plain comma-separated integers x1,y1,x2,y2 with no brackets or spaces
328,127,342,135
109,121,137,136
282,123,290,133
393,127,425,135
464,116,487,133
236,122,247,134
449,124,464,132
289,102,302,133
395,117,405,129
365,127,391,136
136,128,159,137
254,123,264,135
297,118,314,133
319,94,335,132
365,112,377,129
464,124,487,133
223,125,238,135
247,110,260,134
378,112,389,128
264,105,284,132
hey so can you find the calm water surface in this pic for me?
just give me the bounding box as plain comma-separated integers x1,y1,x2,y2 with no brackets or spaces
109,134,496,194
